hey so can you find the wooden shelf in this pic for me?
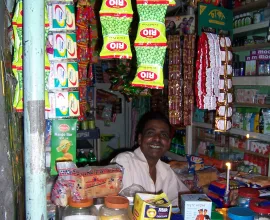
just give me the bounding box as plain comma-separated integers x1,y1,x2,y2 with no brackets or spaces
233,0,268,15
232,76,270,86
193,122,270,142
233,21,269,35
231,147,269,158
233,42,270,52
233,103,270,108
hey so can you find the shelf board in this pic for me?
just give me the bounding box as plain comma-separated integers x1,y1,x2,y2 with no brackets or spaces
233,103,270,108
232,76,270,86
165,151,187,161
229,128,270,142
231,147,269,158
233,0,268,15
193,122,214,129
233,21,269,35
232,42,270,52
193,122,270,142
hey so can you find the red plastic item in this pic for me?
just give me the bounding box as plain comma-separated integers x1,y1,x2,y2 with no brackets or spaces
250,198,270,215
238,188,259,199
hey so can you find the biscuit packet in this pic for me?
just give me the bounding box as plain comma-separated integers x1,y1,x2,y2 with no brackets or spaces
51,162,123,206
50,119,77,175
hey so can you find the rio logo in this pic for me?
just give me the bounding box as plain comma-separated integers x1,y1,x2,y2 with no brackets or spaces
138,71,157,81
140,28,160,38
106,42,127,51
106,0,127,8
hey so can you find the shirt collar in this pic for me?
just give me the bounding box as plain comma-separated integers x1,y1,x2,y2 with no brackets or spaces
134,147,171,175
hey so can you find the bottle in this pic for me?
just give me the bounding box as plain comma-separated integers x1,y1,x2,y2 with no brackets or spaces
245,13,252,26
62,198,98,220
87,111,95,130
77,149,88,167
88,149,97,165
241,13,246,27
234,15,239,28
259,108,265,134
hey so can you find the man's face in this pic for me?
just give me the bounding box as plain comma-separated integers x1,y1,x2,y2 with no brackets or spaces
204,210,207,215
138,119,171,162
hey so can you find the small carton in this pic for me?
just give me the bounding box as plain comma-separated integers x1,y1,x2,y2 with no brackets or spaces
257,49,270,55
65,5,75,30
53,33,67,59
133,193,172,220
68,91,80,117
52,4,66,30
181,194,212,220
54,62,68,88
55,91,69,117
67,62,78,88
67,33,77,59
249,55,257,76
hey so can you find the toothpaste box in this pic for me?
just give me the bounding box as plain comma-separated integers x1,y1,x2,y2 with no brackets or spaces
67,62,78,88
181,194,212,220
67,33,77,59
54,62,68,88
68,91,80,117
55,91,69,117
65,5,75,30
52,4,66,30
133,193,172,220
53,33,67,59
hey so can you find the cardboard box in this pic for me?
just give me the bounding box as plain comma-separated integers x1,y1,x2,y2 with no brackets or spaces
133,193,172,220
181,194,212,220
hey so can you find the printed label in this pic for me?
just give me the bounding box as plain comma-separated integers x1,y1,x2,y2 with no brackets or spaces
138,71,158,81
53,33,67,58
52,4,66,29
106,0,127,8
106,41,127,51
140,28,160,38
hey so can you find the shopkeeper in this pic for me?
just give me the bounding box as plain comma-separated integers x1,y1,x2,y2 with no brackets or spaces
112,111,189,206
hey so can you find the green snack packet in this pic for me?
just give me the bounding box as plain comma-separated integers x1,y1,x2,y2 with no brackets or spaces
132,46,166,89
136,4,167,23
50,119,77,175
100,16,133,59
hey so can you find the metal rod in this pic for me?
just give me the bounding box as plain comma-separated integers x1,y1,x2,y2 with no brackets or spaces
23,0,46,218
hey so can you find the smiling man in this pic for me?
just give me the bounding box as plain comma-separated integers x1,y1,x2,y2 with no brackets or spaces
112,111,189,206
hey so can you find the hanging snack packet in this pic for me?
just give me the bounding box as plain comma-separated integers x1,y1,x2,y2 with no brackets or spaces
132,46,166,89
99,0,133,59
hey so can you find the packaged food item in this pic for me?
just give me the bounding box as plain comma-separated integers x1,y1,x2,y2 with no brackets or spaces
62,198,98,220
99,196,129,220
99,0,133,59
50,119,77,175
186,155,204,173
133,193,172,220
51,162,123,206
181,194,212,220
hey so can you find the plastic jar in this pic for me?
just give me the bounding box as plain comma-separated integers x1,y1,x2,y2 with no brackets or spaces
62,198,98,220
228,207,254,220
99,196,130,220
250,199,270,220
237,188,259,208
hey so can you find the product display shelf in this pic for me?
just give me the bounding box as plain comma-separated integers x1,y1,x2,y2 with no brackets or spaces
233,103,270,108
233,20,269,35
165,151,186,161
232,42,270,52
231,147,269,158
193,122,270,142
233,0,268,15
232,76,270,86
